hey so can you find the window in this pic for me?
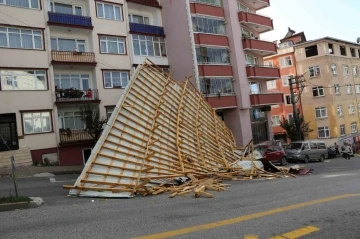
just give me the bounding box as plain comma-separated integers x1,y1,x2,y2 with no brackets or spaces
192,0,222,7
345,84,352,94
337,105,343,116
285,95,297,105
351,48,356,57
358,49,360,59
351,122,358,133
318,127,330,138
279,41,293,49
49,2,82,15
353,66,358,76
312,86,325,97
282,75,294,86
54,74,89,90
0,27,42,50
328,43,334,54
106,106,115,119
279,56,292,68
196,46,229,64
237,2,250,12
192,16,226,35
0,69,46,91
356,84,360,94
309,65,321,77
51,38,85,52
264,61,273,67
334,84,340,94
331,64,337,75
96,2,122,21
340,46,347,56
100,36,125,54
271,116,281,126
200,78,233,95
58,111,84,130
266,80,276,90
241,28,254,38
305,45,318,57
128,14,149,24
0,0,39,9
315,107,327,118
358,103,360,113
23,112,52,134
349,104,355,114
343,65,350,75
317,143,326,149
288,113,294,122
133,35,166,57
103,71,129,88
310,143,317,149
340,124,346,136
245,54,257,65
249,82,260,94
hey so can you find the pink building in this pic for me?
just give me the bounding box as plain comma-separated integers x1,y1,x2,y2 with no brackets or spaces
161,0,282,146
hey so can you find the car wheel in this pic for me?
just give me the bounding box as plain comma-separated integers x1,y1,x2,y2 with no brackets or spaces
281,156,288,166
319,154,325,162
304,156,309,164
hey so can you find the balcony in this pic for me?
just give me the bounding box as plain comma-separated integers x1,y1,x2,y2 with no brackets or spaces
204,95,237,109
250,92,284,106
246,65,280,80
51,51,96,66
198,65,233,77
194,33,229,47
240,0,270,10
55,89,100,104
59,129,93,144
48,12,93,29
129,22,165,37
238,11,273,33
242,37,276,56
190,2,225,18
126,0,161,8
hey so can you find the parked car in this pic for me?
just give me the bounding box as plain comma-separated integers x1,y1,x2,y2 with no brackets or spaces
254,145,288,166
285,141,328,163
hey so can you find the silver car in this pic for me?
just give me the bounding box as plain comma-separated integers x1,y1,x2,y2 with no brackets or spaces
285,141,328,164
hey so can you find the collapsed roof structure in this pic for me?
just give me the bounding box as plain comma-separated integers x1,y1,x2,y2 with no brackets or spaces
64,59,295,198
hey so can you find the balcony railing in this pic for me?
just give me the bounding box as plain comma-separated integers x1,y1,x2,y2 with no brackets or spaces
246,64,280,80
129,22,165,36
242,37,277,56
48,12,93,29
126,0,161,8
238,11,273,33
240,0,270,10
55,89,99,103
51,51,96,65
59,129,93,144
250,92,284,106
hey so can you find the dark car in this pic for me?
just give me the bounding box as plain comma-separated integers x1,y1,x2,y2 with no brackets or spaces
254,145,288,166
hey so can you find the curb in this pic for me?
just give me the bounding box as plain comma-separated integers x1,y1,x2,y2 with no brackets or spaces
0,197,44,212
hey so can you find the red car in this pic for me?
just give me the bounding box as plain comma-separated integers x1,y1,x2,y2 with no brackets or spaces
254,145,288,166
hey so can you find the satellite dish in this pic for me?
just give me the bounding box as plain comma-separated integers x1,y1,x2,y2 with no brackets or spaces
357,37,360,44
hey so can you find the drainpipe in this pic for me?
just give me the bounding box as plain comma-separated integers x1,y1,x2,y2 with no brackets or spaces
185,0,200,90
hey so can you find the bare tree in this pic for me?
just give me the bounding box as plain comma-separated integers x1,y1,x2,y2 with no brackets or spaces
78,104,107,142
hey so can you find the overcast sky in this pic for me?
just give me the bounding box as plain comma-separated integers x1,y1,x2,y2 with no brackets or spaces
260,0,360,43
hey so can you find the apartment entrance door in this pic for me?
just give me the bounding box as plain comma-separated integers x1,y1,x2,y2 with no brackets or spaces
0,113,19,152
251,121,269,145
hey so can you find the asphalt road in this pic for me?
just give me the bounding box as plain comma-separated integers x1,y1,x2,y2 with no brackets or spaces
0,156,360,239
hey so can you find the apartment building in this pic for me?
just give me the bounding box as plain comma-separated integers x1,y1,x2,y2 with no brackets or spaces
160,0,282,146
0,0,169,165
264,28,306,142
294,37,360,146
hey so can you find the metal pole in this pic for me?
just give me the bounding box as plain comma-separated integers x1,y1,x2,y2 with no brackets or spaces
11,156,18,197
289,77,301,141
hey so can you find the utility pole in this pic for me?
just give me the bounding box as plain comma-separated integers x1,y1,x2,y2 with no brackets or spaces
288,75,306,141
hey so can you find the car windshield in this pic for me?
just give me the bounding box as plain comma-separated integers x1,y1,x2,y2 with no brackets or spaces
286,143,303,150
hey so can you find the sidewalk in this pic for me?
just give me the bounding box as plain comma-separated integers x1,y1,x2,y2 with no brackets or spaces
0,165,83,178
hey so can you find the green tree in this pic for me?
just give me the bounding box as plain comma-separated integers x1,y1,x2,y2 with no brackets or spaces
78,104,107,142
280,111,313,142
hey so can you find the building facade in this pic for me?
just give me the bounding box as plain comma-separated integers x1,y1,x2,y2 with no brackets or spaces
0,0,169,165
264,29,306,142
161,0,282,146
294,37,360,147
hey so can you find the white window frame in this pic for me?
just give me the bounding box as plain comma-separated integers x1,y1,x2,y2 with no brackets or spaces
271,115,281,126
58,111,84,130
285,94,297,105
0,27,43,50
346,84,352,94
103,71,129,89
133,35,167,57
264,61,273,67
331,64,337,75
349,104,355,114
282,75,294,86
245,54,258,65
23,111,52,135
192,0,222,7
106,106,115,119
241,28,254,38
312,86,325,97
100,36,126,54
54,74,90,90
309,65,321,77
353,66,358,76
0,69,47,91
128,14,149,24
351,122,358,133
337,105,343,116
343,65,350,75
315,107,328,118
96,2,122,21
334,84,340,94
51,37,86,52
355,84,360,94
0,0,39,9
192,15,226,35
358,103,360,113
279,56,292,68
49,1,82,15
266,80,276,90
340,124,346,136
318,127,330,138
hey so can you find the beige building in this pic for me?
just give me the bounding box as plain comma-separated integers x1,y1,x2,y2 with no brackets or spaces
294,37,360,146
0,0,168,165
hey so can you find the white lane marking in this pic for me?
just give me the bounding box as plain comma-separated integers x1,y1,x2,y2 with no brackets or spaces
49,177,76,183
321,173,358,178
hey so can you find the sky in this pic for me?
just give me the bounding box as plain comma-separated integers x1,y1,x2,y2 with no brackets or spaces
259,0,360,43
